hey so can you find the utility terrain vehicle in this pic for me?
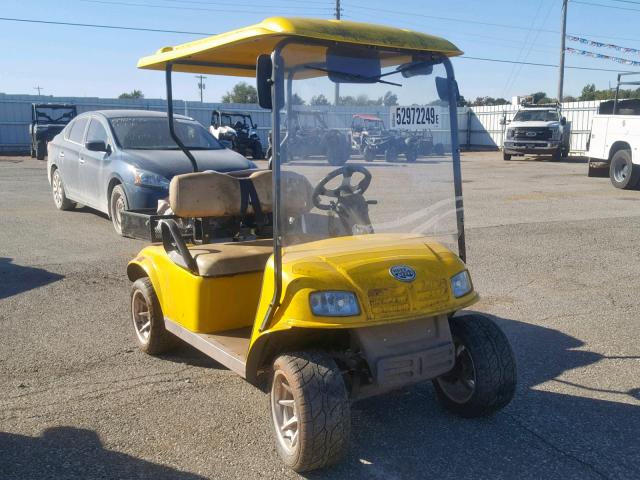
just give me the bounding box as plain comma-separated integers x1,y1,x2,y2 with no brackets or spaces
210,110,265,159
29,103,76,159
284,110,351,165
502,101,570,161
128,17,516,472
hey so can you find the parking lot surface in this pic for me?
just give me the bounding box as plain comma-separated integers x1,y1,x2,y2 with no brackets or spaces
1,152,638,479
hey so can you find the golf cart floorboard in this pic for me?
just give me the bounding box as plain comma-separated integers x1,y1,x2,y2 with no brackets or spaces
164,319,250,377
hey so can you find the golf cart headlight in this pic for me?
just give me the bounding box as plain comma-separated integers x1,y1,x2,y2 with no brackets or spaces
310,291,360,317
451,271,472,298
133,168,170,189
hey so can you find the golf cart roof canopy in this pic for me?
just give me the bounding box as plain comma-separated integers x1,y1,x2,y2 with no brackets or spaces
137,17,463,77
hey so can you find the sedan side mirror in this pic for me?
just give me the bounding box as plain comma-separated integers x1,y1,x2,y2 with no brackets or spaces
86,140,108,152
560,117,567,126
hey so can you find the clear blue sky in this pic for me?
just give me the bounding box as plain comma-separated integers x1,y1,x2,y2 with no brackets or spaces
2,0,640,102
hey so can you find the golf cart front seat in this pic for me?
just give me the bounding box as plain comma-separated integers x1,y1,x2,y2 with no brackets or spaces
165,170,312,277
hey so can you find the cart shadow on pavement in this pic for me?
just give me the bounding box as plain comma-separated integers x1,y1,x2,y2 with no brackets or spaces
0,427,207,480
305,313,640,480
0,257,64,300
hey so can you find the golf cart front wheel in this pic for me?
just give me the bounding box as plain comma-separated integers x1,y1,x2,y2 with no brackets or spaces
130,277,177,355
270,350,350,472
433,314,516,418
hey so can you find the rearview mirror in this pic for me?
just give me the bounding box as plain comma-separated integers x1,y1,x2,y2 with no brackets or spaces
400,61,433,78
86,140,108,152
326,47,381,83
257,55,273,110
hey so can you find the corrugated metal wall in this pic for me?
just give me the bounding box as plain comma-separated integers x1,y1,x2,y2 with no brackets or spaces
0,93,600,154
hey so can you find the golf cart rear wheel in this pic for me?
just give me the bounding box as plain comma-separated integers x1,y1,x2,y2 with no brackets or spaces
130,277,178,355
252,142,265,160
270,351,350,472
433,314,516,418
610,149,639,189
385,147,398,162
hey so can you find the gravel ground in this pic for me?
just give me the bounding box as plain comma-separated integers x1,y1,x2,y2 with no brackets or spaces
0,152,638,480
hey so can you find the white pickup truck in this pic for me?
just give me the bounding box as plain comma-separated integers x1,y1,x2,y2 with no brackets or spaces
587,98,640,189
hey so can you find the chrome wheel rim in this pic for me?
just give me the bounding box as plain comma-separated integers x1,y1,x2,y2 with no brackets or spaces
112,193,125,232
437,341,476,404
131,290,151,344
52,171,63,208
613,159,629,183
271,371,298,455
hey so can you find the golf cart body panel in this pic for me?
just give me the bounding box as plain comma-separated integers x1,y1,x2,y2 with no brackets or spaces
127,18,515,471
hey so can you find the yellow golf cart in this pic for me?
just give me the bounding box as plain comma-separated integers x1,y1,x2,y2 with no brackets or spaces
127,17,516,472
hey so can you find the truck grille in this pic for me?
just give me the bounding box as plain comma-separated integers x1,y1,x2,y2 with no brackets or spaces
513,127,552,140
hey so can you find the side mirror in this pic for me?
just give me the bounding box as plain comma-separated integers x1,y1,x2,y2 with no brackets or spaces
257,54,273,110
560,117,567,126
86,140,108,152
436,76,460,103
499,117,506,126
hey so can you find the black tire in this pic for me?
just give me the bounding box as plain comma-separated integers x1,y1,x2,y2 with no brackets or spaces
327,143,347,166
109,184,129,236
503,153,512,161
35,140,46,160
363,146,376,162
434,143,445,156
405,148,418,163
51,168,76,211
130,277,178,355
252,142,265,160
433,314,516,418
609,149,639,189
588,162,608,178
270,351,350,472
30,143,36,158
385,147,398,162
551,148,561,162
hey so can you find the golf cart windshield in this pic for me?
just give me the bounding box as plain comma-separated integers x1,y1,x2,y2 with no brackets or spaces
220,113,253,128
110,117,224,150
276,42,459,253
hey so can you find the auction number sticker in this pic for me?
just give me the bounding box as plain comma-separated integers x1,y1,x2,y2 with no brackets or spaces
391,106,441,130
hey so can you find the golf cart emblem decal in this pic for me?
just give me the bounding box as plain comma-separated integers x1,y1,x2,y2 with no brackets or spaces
389,265,416,282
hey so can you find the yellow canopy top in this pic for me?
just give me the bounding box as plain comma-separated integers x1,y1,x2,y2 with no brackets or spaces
137,17,463,77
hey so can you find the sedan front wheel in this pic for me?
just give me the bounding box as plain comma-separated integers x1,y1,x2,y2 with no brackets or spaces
110,184,129,235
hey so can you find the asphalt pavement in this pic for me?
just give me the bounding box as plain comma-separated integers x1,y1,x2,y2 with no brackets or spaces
0,152,638,479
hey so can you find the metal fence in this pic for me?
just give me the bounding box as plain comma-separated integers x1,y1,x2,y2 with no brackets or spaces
0,93,600,154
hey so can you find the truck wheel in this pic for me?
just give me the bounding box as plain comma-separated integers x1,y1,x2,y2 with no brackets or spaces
270,351,350,472
385,147,398,162
363,146,376,162
610,149,640,189
110,184,129,235
51,168,76,211
405,148,418,163
130,277,178,355
35,140,46,160
551,148,561,162
503,153,511,161
433,314,516,418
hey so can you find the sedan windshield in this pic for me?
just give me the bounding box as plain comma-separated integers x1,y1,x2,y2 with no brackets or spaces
513,110,559,122
109,117,223,150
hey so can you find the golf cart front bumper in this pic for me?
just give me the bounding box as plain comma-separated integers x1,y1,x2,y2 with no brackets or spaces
503,140,561,155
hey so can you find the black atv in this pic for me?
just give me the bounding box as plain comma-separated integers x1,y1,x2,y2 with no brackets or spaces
284,111,350,166
210,110,264,159
350,114,421,163
29,104,77,160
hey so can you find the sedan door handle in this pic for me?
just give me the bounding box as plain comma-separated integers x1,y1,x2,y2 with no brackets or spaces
59,151,65,158
79,158,85,165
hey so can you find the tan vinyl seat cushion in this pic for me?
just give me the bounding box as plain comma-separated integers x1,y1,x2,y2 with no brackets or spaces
249,170,314,216
170,171,242,218
189,239,273,277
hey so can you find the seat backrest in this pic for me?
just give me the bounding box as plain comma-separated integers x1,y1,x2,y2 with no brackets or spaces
249,170,314,216
169,171,242,218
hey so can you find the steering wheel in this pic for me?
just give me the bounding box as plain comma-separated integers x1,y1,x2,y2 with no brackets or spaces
312,165,372,211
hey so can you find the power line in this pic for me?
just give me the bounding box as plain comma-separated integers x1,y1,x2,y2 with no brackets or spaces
458,55,639,73
572,0,640,12
34,86,44,96
81,0,333,13
0,16,215,35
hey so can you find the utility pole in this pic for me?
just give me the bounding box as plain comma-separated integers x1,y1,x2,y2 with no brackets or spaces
557,0,568,103
195,75,206,103
334,0,341,106
34,86,43,97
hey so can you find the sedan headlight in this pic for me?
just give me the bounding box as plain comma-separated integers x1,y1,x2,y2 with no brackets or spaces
451,271,472,298
133,169,170,189
310,291,360,317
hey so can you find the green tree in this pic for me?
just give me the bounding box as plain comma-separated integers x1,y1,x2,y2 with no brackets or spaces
118,89,144,99
310,94,330,106
221,82,258,103
580,84,597,101
531,91,548,104
382,91,398,106
291,93,306,105
470,96,509,107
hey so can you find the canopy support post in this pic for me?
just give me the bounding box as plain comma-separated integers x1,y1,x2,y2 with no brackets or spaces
166,63,198,172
